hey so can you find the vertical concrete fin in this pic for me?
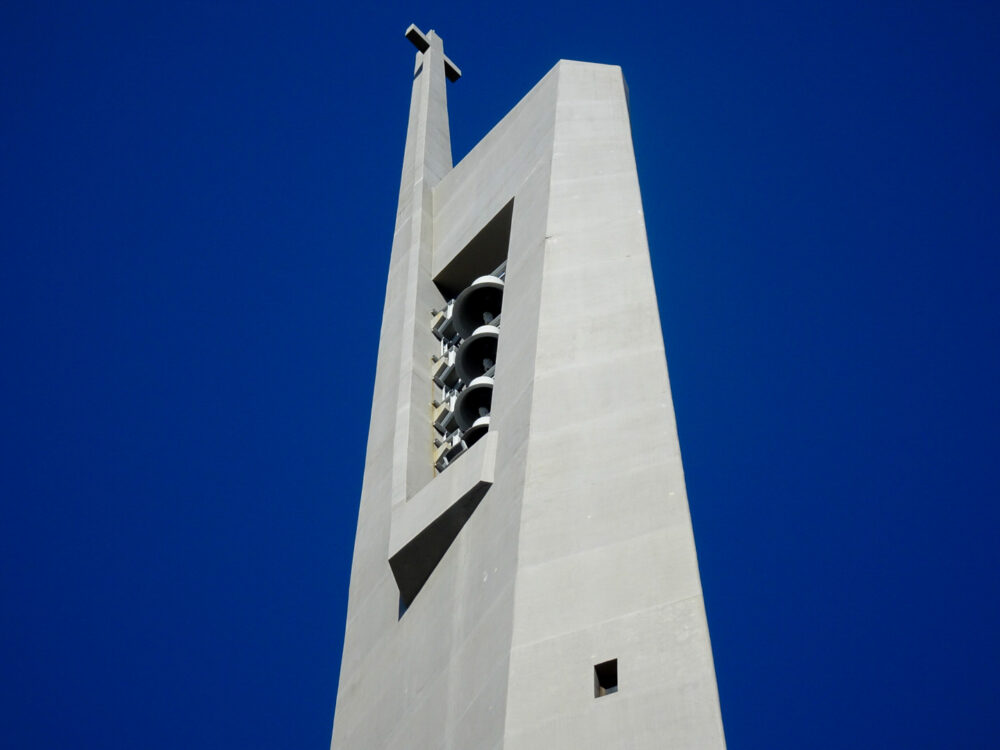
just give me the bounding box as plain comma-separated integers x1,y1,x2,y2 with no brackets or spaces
382,27,462,506
400,26,455,195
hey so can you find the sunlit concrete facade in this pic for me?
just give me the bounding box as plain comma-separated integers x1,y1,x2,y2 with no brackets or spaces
331,25,725,750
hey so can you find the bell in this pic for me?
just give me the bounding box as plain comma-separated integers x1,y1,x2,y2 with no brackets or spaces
455,324,499,384
452,275,503,339
454,375,494,431
462,415,490,447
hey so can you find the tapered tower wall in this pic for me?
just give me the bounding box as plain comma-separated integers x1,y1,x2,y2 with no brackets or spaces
502,60,725,749
331,34,725,750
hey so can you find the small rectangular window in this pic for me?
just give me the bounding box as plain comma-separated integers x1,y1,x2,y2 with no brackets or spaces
594,659,618,697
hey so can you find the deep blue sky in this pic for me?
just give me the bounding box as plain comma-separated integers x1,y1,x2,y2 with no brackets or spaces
2,2,998,748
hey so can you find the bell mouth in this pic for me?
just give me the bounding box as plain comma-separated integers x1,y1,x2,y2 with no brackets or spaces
454,375,494,431
456,325,500,384
453,275,504,339
462,415,490,447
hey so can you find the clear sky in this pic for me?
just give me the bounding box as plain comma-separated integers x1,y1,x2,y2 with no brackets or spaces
2,1,998,748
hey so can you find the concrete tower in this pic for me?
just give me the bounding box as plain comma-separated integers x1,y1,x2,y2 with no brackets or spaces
331,25,726,749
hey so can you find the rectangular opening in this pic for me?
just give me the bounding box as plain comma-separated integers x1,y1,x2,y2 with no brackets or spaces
594,658,618,697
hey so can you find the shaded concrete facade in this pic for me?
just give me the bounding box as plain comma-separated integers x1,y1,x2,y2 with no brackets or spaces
331,26,725,750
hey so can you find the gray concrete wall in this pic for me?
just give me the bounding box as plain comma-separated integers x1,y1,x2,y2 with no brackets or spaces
332,43,558,750
501,61,726,749
332,46,724,750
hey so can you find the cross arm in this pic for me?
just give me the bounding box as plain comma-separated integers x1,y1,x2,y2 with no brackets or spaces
405,24,462,82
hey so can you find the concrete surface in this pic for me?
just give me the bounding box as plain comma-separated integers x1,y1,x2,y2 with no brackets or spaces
330,26,726,750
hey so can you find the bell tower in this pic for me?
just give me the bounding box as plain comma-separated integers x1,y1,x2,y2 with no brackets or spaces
331,25,726,750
